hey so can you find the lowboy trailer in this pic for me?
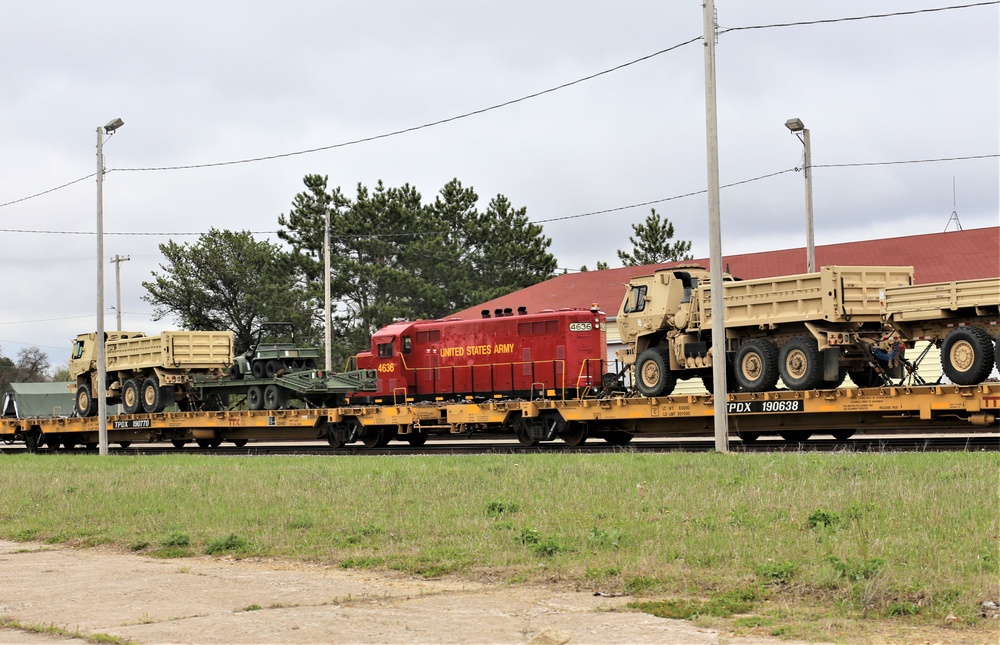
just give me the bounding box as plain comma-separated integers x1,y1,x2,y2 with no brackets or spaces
2,383,996,451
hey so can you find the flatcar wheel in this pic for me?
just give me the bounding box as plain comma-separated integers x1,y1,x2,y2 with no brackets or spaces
602,431,633,446
376,427,395,447
515,427,538,447
209,438,223,448
738,431,759,443
326,428,343,448
831,431,854,441
196,439,211,449
171,440,188,449
84,442,97,450
406,431,428,447
362,427,383,449
560,422,588,447
118,441,132,449
779,432,811,442
232,439,248,448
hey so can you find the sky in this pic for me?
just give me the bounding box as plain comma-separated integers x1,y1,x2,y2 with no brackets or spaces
1,1,998,371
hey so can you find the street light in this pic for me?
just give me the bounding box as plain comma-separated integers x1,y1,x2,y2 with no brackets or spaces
96,117,123,456
785,117,815,273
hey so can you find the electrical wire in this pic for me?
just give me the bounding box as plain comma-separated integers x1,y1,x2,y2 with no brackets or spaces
0,2,995,208
719,1,999,35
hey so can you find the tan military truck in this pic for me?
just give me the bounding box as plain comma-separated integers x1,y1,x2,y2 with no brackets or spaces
884,277,1000,385
616,264,914,396
69,330,234,416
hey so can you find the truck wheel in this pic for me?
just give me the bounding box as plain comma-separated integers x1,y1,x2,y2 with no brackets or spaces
265,360,282,378
406,431,428,447
734,339,779,392
251,360,266,380
635,347,677,397
701,368,737,394
263,384,287,410
778,336,824,390
941,327,995,385
848,365,884,388
602,431,633,445
76,385,97,417
229,363,243,381
141,377,167,413
122,379,142,414
247,385,264,410
559,422,588,446
362,426,384,449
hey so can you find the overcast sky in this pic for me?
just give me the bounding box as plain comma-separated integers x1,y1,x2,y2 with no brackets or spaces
2,1,998,370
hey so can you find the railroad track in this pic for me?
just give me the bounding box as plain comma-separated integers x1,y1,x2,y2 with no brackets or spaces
5,435,996,456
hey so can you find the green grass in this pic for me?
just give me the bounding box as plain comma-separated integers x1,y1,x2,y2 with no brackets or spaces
0,451,996,641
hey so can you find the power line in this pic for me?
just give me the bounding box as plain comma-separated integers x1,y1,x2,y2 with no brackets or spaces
113,37,704,173
1,2,996,208
720,1,999,34
0,153,995,236
0,174,94,209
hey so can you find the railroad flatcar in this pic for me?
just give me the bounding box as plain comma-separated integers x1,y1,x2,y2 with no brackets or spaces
354,306,609,402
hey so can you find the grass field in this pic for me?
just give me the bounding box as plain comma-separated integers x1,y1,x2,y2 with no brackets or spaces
1,450,997,641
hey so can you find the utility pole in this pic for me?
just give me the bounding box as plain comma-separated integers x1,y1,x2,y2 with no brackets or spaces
324,207,332,372
96,117,124,456
111,255,130,331
703,0,729,452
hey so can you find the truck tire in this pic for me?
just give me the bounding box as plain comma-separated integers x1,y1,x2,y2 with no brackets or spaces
848,365,884,388
76,384,97,417
778,336,824,390
141,377,167,413
635,347,677,397
734,339,779,392
251,360,266,380
247,385,264,410
265,360,282,378
229,363,243,381
941,326,994,385
122,379,143,414
263,384,288,410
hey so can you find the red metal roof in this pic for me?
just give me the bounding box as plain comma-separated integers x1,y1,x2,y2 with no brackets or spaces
452,226,1000,319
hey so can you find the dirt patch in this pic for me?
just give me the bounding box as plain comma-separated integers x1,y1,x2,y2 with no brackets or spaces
0,540,821,644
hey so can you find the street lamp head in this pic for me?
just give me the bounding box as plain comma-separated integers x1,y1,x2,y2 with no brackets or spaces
104,117,124,134
785,117,805,133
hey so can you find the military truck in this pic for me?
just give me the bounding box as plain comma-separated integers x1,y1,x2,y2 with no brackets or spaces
69,330,234,416
616,265,914,396
229,322,320,380
883,277,1000,385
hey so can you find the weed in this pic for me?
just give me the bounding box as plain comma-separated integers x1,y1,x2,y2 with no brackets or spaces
586,527,624,550
287,516,314,529
808,509,841,530
886,601,920,617
339,556,384,569
517,527,540,545
242,604,262,611
486,500,520,517
205,533,249,555
531,537,565,558
129,541,150,551
584,566,621,580
734,616,773,628
624,576,662,594
148,547,193,559
828,555,885,581
755,560,797,582
160,530,190,548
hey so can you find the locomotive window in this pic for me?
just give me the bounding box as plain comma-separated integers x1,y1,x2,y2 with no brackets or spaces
377,342,394,358
624,285,647,313
545,320,558,333
518,323,531,335
402,336,412,354
532,321,544,334
428,330,440,341
416,332,428,343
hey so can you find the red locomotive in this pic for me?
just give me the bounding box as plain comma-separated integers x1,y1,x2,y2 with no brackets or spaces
354,306,608,402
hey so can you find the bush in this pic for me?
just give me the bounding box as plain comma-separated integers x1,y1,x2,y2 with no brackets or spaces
205,533,249,555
